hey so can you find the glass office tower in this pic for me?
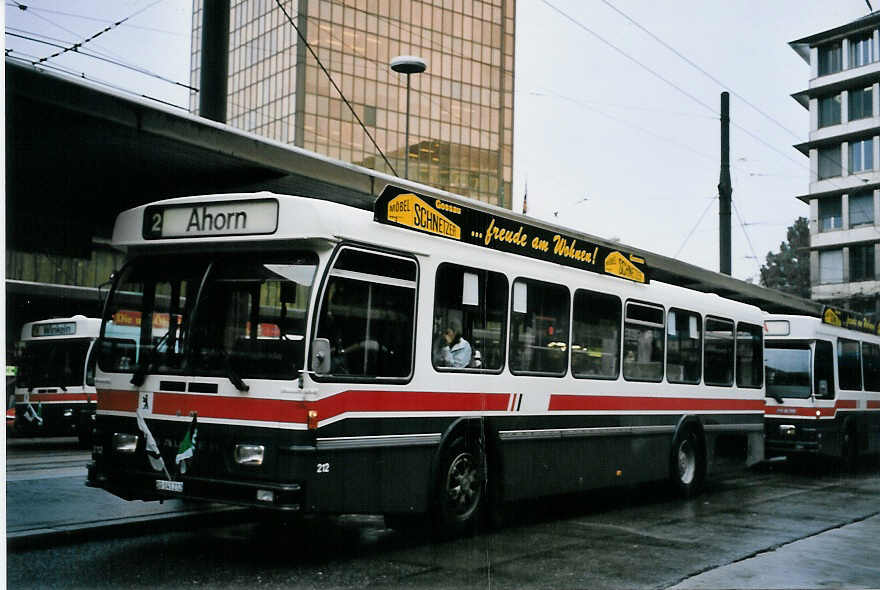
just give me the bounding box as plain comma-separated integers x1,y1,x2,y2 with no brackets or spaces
190,0,515,207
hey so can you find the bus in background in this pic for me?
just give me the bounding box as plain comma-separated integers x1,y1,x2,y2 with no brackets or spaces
88,186,765,536
14,316,101,445
764,310,880,467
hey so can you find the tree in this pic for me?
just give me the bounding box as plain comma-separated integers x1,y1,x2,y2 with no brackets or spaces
759,217,810,299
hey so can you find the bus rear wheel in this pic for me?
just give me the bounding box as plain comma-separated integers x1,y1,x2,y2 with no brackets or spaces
433,435,484,537
670,427,705,498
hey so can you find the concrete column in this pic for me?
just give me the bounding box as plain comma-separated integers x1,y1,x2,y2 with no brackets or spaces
843,38,850,70
874,189,880,227
810,250,820,286
843,246,851,283
842,142,850,177
874,82,880,118
875,136,880,171
810,47,819,78
810,198,819,235
843,193,851,229
810,97,819,131
842,90,849,124
810,148,818,183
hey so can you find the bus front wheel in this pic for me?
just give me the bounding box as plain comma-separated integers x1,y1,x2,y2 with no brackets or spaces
670,426,705,498
433,435,484,537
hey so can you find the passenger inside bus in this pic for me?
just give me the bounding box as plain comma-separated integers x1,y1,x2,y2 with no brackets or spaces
435,320,472,368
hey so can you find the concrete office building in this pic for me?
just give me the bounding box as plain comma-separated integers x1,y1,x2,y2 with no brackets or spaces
189,0,515,208
792,12,880,317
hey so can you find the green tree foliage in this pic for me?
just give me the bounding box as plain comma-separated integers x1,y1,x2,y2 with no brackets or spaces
759,217,810,299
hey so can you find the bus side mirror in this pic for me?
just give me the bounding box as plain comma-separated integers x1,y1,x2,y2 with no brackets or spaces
311,338,331,374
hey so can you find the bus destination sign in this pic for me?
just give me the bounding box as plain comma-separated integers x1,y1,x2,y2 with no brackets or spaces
374,185,648,284
32,322,76,337
143,199,279,239
822,306,880,335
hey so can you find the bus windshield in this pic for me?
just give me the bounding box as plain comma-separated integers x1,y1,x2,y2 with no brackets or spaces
765,345,811,399
98,251,317,381
18,338,92,389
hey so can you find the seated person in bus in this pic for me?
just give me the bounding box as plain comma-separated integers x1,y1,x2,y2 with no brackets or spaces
436,320,472,368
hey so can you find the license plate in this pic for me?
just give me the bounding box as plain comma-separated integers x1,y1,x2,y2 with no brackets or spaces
155,479,183,493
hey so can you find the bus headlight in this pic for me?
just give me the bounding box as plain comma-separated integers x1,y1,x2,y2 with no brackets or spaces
234,444,264,466
113,433,138,453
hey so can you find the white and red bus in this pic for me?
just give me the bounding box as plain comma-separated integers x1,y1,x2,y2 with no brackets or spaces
764,310,880,465
14,316,101,443
88,186,765,534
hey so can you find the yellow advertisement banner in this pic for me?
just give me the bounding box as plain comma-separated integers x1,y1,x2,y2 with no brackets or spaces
386,193,461,240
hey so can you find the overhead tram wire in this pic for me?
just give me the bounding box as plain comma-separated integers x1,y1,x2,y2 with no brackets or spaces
273,0,398,177
30,0,166,66
674,196,716,259
4,3,185,37
6,31,197,92
732,200,763,276
5,52,190,111
598,0,802,141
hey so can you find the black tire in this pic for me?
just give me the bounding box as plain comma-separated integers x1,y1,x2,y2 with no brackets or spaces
670,426,705,498
842,424,859,472
433,435,485,537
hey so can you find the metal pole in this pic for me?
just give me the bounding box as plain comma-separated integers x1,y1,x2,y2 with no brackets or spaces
199,0,230,123
719,91,732,275
404,73,411,179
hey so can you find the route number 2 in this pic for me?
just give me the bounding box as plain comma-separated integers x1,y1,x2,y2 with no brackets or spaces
316,463,330,473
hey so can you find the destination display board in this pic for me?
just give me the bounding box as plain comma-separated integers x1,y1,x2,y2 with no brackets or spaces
143,199,278,239
822,306,880,335
374,186,649,284
32,322,76,337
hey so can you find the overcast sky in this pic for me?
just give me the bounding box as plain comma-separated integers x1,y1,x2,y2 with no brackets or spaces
4,1,874,282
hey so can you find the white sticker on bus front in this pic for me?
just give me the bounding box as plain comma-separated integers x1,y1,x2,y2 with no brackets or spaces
156,201,278,238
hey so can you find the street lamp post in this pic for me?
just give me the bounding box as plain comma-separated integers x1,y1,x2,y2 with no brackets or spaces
390,55,426,180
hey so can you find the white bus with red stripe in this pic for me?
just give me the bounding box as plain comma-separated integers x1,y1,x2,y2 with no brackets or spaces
764,311,880,465
87,186,765,534
14,316,101,442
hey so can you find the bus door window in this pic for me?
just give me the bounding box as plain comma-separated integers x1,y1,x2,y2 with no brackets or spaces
509,278,569,376
666,308,702,384
861,341,880,392
623,302,664,382
765,344,811,399
814,340,835,398
735,323,763,389
837,338,862,391
704,318,734,387
571,290,621,380
315,247,417,380
432,263,507,371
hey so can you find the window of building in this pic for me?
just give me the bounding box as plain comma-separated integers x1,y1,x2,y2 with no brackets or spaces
314,247,417,380
849,138,874,173
862,341,880,391
818,94,841,127
838,337,863,390
819,196,842,232
818,42,842,76
848,87,873,121
666,308,702,384
849,33,875,68
735,323,763,388
509,278,569,376
819,249,844,284
818,145,842,179
704,317,734,387
850,244,875,281
433,263,507,372
623,301,664,382
571,289,621,379
849,190,874,227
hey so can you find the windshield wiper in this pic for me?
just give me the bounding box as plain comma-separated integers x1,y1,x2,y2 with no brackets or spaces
768,391,784,404
218,348,249,392
130,331,170,387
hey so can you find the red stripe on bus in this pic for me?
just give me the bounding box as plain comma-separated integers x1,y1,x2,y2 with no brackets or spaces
98,389,139,412
869,401,880,409
550,394,763,412
153,393,309,423
836,400,858,409
765,400,858,417
23,393,94,403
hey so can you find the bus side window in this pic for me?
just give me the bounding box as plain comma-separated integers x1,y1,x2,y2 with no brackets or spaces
666,308,702,384
432,263,507,372
509,278,569,376
314,247,417,380
571,289,621,380
735,322,763,388
623,302,664,382
862,341,880,392
815,340,835,398
704,317,734,387
837,338,861,391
